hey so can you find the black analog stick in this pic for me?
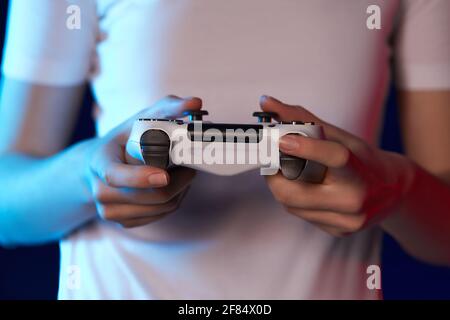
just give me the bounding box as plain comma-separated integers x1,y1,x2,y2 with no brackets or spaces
140,129,171,169
280,152,307,180
279,133,307,180
252,112,277,123
183,110,209,121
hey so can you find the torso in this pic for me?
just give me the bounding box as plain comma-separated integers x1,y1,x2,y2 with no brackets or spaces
59,0,399,299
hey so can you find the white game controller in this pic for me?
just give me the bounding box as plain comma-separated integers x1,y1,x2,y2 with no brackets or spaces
126,110,327,182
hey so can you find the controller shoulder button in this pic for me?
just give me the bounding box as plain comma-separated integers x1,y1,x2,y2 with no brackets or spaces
183,110,209,121
253,111,277,123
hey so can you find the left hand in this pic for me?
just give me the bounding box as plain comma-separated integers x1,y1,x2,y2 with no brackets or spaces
261,95,415,236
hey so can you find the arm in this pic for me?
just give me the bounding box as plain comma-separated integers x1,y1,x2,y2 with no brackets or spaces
381,90,450,265
0,78,95,245
0,79,200,246
263,0,450,266
260,94,450,267
0,0,100,245
0,1,200,246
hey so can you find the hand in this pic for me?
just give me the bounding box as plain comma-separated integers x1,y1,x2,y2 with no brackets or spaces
261,95,414,236
86,95,202,228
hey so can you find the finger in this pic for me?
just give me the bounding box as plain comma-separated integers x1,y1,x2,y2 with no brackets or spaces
279,134,351,168
151,95,203,119
313,223,349,237
266,173,334,210
260,95,320,123
160,167,195,202
119,213,170,228
93,167,196,205
113,95,203,142
98,193,183,221
91,136,172,188
268,172,367,214
285,207,365,233
94,160,169,189
259,95,358,146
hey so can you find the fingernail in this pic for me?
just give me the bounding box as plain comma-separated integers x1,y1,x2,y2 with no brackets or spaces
148,173,168,186
185,96,200,102
261,95,272,102
279,135,299,152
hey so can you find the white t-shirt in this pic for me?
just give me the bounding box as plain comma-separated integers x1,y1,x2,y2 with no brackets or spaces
2,0,450,299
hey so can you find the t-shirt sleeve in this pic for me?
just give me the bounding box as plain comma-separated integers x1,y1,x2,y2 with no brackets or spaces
394,0,450,90
1,0,98,86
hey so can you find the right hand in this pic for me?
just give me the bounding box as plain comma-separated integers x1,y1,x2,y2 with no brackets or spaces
86,95,202,228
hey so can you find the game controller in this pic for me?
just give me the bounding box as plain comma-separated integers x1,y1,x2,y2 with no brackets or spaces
126,110,327,183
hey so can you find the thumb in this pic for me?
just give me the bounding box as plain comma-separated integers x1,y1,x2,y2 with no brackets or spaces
111,95,203,141
259,95,357,145
260,95,320,124
151,95,203,119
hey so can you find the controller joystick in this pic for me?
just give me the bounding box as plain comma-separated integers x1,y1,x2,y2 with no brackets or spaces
280,148,307,180
252,111,277,123
183,110,209,121
139,130,170,169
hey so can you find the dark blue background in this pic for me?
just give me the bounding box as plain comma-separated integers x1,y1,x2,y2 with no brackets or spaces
0,1,449,300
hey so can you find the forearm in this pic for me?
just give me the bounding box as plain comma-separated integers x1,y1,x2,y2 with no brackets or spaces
0,140,97,246
382,162,450,266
